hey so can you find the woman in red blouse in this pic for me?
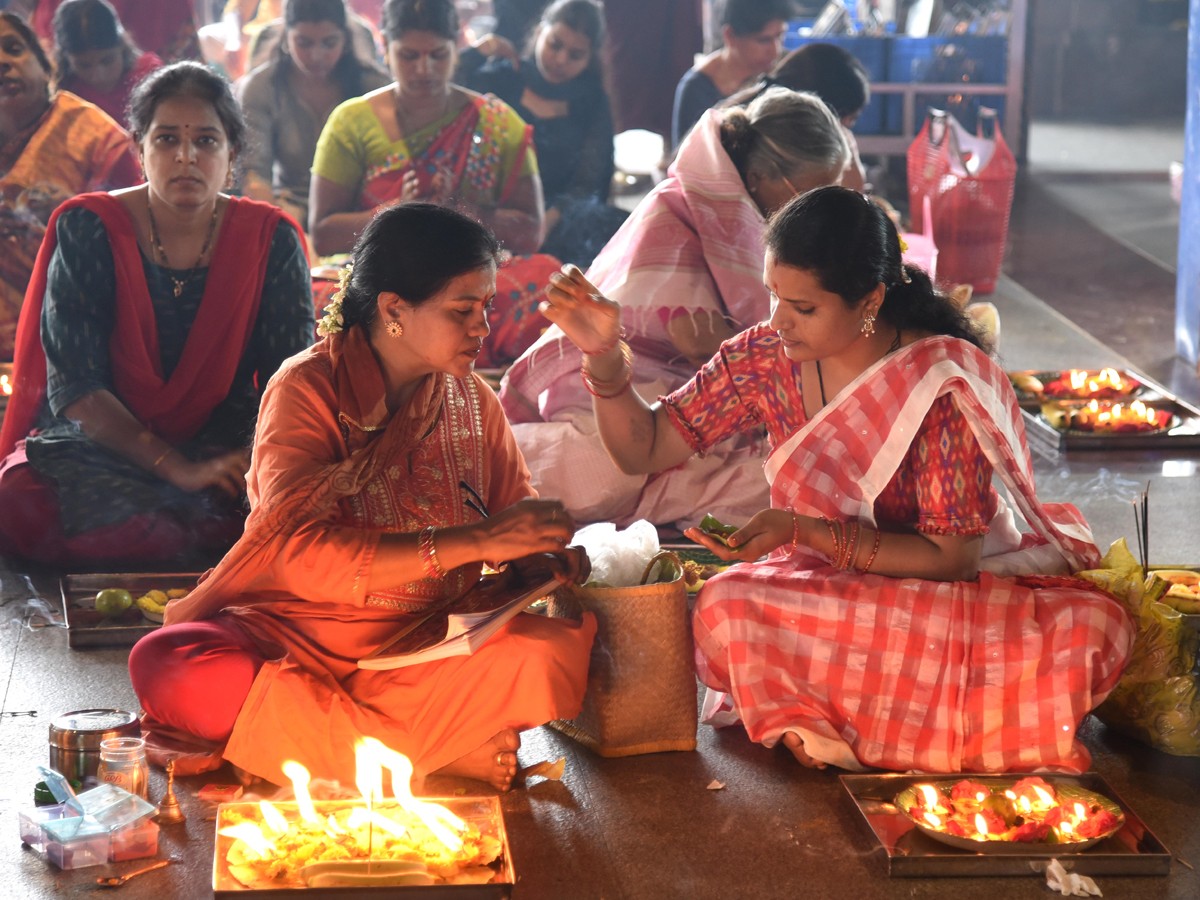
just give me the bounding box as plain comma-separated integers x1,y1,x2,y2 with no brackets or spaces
539,185,1133,775
51,0,164,129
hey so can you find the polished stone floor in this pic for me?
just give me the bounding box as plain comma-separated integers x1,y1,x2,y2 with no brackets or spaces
2,120,1198,898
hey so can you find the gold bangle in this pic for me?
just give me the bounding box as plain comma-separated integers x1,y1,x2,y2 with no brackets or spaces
581,340,634,399
860,527,882,574
840,521,860,570
151,448,173,470
418,526,446,579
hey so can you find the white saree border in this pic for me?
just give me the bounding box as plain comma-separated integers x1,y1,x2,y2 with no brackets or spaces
763,336,1097,573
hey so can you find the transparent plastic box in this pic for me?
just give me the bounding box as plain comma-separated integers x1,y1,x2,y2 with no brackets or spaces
19,804,109,870
20,783,159,868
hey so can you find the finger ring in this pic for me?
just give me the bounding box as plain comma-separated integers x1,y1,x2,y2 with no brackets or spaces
495,753,505,766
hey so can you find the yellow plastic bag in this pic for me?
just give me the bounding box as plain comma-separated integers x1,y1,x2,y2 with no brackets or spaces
1078,539,1200,756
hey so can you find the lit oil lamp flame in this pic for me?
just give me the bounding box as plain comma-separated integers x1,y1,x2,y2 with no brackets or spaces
0,374,11,397
1080,398,1163,429
1017,795,1032,814
923,811,942,828
222,737,472,867
974,791,987,802
974,813,989,837
918,784,940,809
347,806,409,838
1060,819,1075,836
281,760,319,824
1032,786,1056,807
258,799,289,836
218,822,276,859
357,737,467,853
1070,368,1125,394
1074,802,1087,821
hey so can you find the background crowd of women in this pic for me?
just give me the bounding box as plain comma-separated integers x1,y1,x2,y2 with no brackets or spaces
0,0,1136,788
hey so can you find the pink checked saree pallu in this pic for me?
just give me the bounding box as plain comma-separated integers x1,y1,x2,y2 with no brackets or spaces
502,109,770,425
495,110,775,527
693,336,1134,773
359,95,552,369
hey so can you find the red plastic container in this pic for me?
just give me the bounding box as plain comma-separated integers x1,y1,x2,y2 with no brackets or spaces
109,817,159,862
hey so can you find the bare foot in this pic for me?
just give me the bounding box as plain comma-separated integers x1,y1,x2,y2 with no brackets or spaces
433,729,521,791
781,731,827,770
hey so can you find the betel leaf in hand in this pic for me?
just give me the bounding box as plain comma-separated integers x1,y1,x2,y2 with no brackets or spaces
698,513,739,547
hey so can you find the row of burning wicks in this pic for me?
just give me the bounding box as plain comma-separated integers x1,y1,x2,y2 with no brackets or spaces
217,738,486,888
1132,481,1150,573
912,780,1119,843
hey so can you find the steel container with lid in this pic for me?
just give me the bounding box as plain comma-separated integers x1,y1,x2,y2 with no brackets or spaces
48,708,140,782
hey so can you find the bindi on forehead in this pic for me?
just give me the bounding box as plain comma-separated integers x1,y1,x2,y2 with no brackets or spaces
153,122,221,133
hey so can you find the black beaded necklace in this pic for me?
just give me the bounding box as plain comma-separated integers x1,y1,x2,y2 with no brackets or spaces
146,197,220,298
814,326,903,408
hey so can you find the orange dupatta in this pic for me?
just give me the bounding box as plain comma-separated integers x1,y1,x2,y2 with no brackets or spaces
164,326,446,625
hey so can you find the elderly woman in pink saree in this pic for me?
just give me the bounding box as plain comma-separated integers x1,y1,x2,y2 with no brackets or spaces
500,89,848,527
538,186,1133,772
310,0,554,369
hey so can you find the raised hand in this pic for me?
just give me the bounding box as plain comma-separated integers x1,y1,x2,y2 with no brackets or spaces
473,33,520,67
398,169,421,204
539,264,623,355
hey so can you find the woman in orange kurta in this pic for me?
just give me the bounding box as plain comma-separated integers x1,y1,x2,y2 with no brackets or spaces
129,203,596,791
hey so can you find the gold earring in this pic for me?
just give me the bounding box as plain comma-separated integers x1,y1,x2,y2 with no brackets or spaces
861,312,876,337
385,320,404,338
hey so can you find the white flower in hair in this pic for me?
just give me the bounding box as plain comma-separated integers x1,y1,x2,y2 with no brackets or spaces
316,264,353,337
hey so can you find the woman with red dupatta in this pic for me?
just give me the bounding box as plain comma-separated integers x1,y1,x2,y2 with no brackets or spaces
129,204,595,791
539,186,1134,773
0,62,313,567
310,0,554,369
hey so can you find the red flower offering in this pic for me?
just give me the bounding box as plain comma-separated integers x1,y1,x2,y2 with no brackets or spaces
1042,368,1141,401
1059,399,1172,434
897,778,1124,851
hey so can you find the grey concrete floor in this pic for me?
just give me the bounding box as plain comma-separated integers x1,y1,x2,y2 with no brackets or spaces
3,120,1200,897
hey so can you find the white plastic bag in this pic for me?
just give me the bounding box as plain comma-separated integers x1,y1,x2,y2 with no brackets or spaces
570,520,660,587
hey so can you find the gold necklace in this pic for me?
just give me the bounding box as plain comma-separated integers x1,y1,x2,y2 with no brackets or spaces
146,197,221,298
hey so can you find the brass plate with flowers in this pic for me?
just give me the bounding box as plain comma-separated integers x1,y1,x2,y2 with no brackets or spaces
1009,368,1144,406
1040,398,1175,436
894,776,1124,854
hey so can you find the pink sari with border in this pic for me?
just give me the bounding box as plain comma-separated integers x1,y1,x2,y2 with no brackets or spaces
693,336,1134,772
501,109,768,423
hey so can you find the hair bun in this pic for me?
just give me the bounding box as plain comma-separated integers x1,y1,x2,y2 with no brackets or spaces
719,107,756,161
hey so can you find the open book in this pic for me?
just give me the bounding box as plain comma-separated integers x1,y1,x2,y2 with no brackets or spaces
357,573,559,671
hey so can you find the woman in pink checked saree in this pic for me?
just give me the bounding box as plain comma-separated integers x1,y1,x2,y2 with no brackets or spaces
500,90,849,527
539,186,1134,772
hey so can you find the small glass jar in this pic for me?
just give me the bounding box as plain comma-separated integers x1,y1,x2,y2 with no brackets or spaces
96,737,149,799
